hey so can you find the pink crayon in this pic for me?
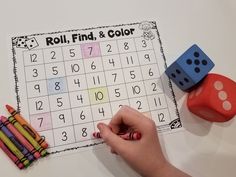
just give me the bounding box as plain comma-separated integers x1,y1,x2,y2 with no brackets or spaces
0,139,24,169
0,116,41,159
93,131,141,140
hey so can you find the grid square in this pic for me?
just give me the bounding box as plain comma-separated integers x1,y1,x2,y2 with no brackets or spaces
27,80,48,98
100,40,119,56
51,109,73,128
63,45,82,60
23,50,44,66
43,48,63,63
81,42,101,58
102,55,121,70
53,126,75,146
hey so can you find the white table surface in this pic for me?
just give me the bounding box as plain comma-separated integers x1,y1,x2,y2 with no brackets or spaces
0,0,235,177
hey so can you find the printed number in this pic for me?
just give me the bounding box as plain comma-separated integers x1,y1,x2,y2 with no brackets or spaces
136,100,142,110
52,66,58,75
51,51,56,60
154,97,162,107
142,40,147,48
80,110,85,120
69,49,76,57
91,61,96,70
61,131,68,141
98,107,105,117
158,113,165,122
57,97,63,107
126,56,134,65
106,44,112,53
59,114,65,123
74,79,80,87
35,101,43,110
144,54,150,62
77,94,83,104
151,83,157,92
88,47,93,55
149,68,154,77
112,73,117,82
95,91,104,101
93,75,101,85
109,58,115,67
114,88,121,97
71,64,80,73
132,85,141,95
55,82,61,90
37,117,43,127
82,128,87,137
130,70,136,79
30,54,37,62
34,84,41,93
32,68,38,77
124,42,129,50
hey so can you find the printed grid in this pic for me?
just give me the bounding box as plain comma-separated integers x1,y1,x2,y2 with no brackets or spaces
22,36,172,148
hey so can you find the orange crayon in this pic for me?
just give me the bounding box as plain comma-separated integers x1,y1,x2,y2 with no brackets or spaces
6,105,48,149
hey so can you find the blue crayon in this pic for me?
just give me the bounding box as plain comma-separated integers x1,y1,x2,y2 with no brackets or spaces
0,120,34,162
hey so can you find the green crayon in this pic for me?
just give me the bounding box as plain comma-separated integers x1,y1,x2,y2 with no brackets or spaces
8,116,48,157
0,130,30,167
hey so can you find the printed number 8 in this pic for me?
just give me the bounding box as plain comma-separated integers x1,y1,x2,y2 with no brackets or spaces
124,42,129,50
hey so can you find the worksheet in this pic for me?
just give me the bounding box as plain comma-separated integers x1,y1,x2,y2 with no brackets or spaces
10,21,182,155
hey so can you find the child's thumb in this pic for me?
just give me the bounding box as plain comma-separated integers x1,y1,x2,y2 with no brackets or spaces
97,123,126,153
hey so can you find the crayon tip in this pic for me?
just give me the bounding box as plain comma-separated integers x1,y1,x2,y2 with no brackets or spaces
136,133,142,140
5,104,14,112
92,132,96,137
34,152,41,159
18,164,25,170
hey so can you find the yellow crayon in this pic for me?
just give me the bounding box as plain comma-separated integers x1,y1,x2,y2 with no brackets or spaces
8,116,48,157
0,130,30,167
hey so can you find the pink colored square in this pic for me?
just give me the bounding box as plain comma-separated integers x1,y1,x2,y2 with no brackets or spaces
81,42,101,58
30,112,52,131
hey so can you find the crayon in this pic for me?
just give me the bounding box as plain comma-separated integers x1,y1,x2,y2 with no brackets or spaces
93,131,142,140
0,139,24,169
8,116,48,157
0,119,34,162
0,130,30,167
0,116,40,159
6,105,48,149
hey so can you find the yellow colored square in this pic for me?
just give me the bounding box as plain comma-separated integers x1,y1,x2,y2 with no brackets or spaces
88,87,109,105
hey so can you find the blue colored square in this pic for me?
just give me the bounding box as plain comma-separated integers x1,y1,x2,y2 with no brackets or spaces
47,77,68,95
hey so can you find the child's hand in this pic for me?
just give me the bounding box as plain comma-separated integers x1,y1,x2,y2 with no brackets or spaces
97,106,190,177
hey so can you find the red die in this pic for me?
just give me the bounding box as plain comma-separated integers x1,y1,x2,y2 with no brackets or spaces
187,73,236,122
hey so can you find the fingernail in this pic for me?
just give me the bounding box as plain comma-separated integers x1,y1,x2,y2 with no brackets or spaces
97,123,104,130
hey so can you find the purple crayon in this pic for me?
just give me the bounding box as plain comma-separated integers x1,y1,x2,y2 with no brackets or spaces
0,120,34,162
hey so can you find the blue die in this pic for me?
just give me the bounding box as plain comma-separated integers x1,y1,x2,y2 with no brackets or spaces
165,44,215,91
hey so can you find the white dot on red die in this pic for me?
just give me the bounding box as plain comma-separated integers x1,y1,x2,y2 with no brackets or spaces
214,81,224,90
222,101,232,111
218,91,227,100
195,87,203,96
